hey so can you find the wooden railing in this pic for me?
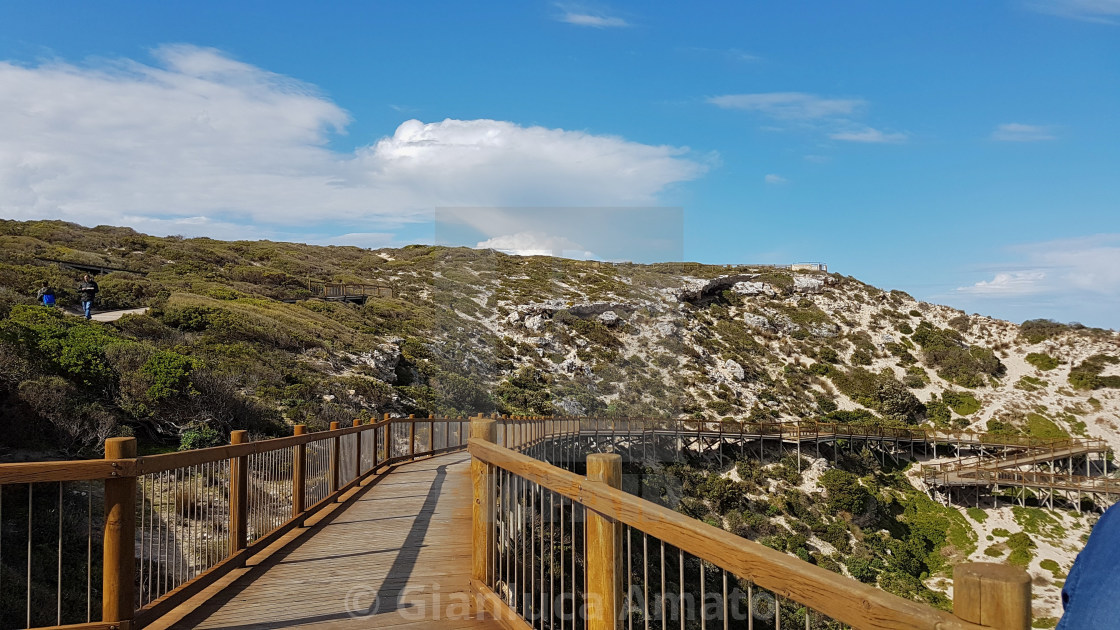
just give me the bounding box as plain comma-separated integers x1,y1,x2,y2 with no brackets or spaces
0,414,467,630
308,281,393,299
470,416,1033,630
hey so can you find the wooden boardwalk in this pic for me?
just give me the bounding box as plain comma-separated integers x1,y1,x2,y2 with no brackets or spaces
157,453,503,629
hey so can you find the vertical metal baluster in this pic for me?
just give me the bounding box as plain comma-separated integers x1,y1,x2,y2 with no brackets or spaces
560,492,565,630
572,493,576,630
57,482,63,625
0,486,4,621
549,488,554,629
145,475,153,605
700,560,706,630
747,583,753,630
722,570,728,630
660,540,666,630
627,526,633,630
87,480,93,622
27,483,33,629
531,479,536,624
678,549,684,630
775,595,781,630
643,534,649,630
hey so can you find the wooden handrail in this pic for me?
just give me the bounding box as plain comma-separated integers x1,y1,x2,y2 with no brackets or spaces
0,415,471,630
469,437,1017,630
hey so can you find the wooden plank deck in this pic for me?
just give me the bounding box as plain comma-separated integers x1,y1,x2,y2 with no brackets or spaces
160,453,505,629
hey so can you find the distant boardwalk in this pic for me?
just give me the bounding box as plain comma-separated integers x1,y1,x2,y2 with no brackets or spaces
160,453,501,630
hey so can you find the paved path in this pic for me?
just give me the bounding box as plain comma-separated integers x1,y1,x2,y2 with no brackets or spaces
163,453,502,630
62,306,149,322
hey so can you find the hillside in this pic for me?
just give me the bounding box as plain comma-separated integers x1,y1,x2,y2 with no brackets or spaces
1,219,1118,623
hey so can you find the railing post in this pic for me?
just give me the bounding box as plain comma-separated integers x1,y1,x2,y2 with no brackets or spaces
429,413,435,452
586,453,622,630
409,414,416,459
953,562,1031,630
293,424,306,517
384,413,391,460
470,414,497,587
230,430,249,554
102,436,137,625
353,419,362,478
330,421,341,493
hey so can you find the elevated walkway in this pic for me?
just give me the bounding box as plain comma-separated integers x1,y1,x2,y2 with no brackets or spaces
157,453,498,629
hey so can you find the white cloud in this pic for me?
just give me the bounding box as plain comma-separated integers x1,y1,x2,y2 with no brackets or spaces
477,232,595,259
708,92,864,120
990,123,1056,142
555,4,629,28
1027,0,1120,23
829,127,908,143
955,234,1120,327
958,271,1048,296
764,174,788,185
0,46,704,237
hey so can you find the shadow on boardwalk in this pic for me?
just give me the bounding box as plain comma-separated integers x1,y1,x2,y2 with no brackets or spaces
162,453,502,630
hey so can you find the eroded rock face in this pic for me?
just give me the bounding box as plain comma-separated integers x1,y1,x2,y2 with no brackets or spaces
732,281,777,297
598,311,622,326
674,274,759,302
724,359,745,381
743,313,772,330
793,275,826,293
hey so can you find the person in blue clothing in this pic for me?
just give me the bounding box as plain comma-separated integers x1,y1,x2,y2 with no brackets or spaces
1057,501,1120,628
36,281,56,306
77,274,99,319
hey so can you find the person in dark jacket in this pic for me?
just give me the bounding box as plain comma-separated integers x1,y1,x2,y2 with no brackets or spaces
36,281,56,306
1057,502,1120,628
77,274,99,319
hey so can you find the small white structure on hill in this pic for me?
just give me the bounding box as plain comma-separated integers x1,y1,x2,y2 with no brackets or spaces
791,262,827,272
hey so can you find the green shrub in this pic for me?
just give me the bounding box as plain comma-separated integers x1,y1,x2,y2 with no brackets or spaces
1069,355,1120,390
1020,319,1069,344
178,423,223,450
911,321,1003,387
1006,532,1035,567
942,390,980,416
820,469,872,514
1025,352,1060,371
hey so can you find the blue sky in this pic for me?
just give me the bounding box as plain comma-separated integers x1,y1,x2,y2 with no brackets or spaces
1,1,1117,327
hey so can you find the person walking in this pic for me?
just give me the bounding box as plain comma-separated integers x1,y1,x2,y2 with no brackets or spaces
77,274,99,320
36,281,56,306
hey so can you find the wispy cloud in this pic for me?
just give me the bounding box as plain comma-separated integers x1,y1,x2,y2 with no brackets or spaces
476,232,596,259
990,123,1056,142
1026,0,1120,23
0,46,706,239
555,4,629,28
958,271,1048,296
678,47,762,63
709,92,907,145
764,174,788,185
708,92,864,120
829,127,908,143
955,234,1120,327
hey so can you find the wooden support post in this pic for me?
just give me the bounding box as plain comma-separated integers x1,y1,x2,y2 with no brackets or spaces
470,415,497,587
429,413,435,452
953,563,1031,630
586,453,623,630
293,424,307,517
230,430,249,554
354,419,362,478
329,421,341,493
409,414,416,459
102,436,137,625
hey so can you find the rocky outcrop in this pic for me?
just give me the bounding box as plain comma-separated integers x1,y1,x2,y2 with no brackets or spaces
674,274,759,302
